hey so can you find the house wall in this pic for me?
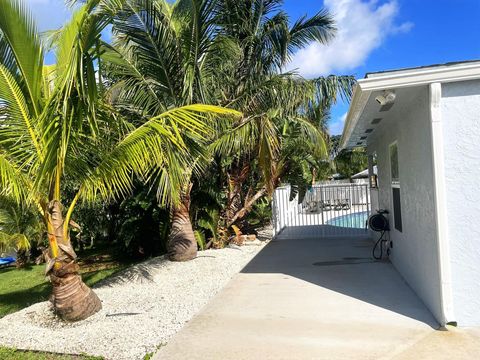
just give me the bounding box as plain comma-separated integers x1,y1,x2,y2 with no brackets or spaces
441,79,480,326
367,86,443,324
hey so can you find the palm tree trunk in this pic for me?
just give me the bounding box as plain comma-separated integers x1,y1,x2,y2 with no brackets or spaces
227,187,266,228
46,200,101,321
15,249,28,268
167,185,197,261
225,162,250,226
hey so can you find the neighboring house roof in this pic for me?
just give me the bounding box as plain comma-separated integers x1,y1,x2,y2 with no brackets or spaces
351,165,377,179
329,173,342,180
340,60,480,149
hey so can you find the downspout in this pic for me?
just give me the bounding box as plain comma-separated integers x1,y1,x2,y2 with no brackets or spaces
429,82,455,326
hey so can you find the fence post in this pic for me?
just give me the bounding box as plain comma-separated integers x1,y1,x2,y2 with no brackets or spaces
320,186,325,225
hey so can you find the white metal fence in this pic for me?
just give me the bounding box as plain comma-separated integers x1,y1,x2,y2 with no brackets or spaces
272,183,371,236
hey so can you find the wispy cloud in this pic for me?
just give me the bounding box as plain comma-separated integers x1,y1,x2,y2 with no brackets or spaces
287,0,413,78
391,21,414,34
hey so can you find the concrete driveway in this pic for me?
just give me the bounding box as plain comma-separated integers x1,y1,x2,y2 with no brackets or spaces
154,226,479,359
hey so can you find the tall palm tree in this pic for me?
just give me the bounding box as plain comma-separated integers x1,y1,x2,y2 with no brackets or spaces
0,0,235,320
102,0,239,261
210,1,356,229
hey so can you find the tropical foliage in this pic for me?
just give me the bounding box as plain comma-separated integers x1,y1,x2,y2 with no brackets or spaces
0,197,44,267
0,0,236,320
0,0,355,321
333,140,369,180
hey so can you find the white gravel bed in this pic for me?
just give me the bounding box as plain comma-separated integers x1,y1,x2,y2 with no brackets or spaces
0,229,270,360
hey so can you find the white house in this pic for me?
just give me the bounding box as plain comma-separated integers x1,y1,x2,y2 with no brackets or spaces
340,60,480,327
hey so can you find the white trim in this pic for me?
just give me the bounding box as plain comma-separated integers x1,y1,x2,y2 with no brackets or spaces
341,61,480,149
429,82,455,326
340,87,371,149
361,62,480,91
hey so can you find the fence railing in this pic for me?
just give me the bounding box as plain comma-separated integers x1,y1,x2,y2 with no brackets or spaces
272,183,371,236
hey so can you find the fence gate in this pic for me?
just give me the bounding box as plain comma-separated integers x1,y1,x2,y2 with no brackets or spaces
272,183,371,236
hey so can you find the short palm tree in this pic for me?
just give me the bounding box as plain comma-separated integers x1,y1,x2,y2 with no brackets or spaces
0,0,235,320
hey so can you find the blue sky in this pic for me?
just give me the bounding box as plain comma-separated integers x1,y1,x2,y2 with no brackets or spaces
25,0,480,134
284,0,480,134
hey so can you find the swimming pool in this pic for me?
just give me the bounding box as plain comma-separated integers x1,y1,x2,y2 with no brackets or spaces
326,211,369,228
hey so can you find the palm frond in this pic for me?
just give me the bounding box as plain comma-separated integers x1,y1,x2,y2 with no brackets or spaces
290,116,328,158
111,0,182,105
289,9,336,49
0,63,42,161
34,2,112,195
80,105,239,205
0,0,43,116
209,116,259,157
0,232,30,252
0,153,28,203
312,75,356,105
172,0,219,103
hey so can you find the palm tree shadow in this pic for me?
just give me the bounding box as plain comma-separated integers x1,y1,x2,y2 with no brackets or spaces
98,256,170,286
0,282,51,317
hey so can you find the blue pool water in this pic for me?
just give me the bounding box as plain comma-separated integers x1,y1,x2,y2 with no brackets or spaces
327,211,369,228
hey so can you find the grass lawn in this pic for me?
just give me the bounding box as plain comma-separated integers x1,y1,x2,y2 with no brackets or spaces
0,254,131,318
0,252,135,359
0,347,103,359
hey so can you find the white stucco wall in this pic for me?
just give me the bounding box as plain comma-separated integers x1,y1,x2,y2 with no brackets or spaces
367,86,443,324
441,79,480,326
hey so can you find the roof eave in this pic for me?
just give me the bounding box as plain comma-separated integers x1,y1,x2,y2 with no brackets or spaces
340,62,480,150
339,83,371,150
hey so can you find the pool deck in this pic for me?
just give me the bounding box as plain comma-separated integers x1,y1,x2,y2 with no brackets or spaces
152,225,476,360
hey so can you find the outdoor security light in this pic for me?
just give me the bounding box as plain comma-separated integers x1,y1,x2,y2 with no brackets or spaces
375,90,396,106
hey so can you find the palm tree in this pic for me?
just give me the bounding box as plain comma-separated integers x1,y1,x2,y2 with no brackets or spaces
0,0,235,320
102,0,355,253
102,0,239,261
210,1,356,229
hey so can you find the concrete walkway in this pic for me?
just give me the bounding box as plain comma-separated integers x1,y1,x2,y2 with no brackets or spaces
154,226,466,359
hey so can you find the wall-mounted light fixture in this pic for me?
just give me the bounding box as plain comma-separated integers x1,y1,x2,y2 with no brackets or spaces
375,90,396,106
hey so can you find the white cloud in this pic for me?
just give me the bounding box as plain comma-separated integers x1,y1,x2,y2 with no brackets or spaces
329,112,348,135
287,0,413,78
21,0,72,32
391,21,414,34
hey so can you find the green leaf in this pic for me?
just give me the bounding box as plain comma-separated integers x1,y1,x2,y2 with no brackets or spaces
0,0,43,116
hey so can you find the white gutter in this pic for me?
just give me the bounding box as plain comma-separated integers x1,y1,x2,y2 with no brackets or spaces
362,61,480,91
429,82,455,326
339,85,371,149
340,61,480,150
